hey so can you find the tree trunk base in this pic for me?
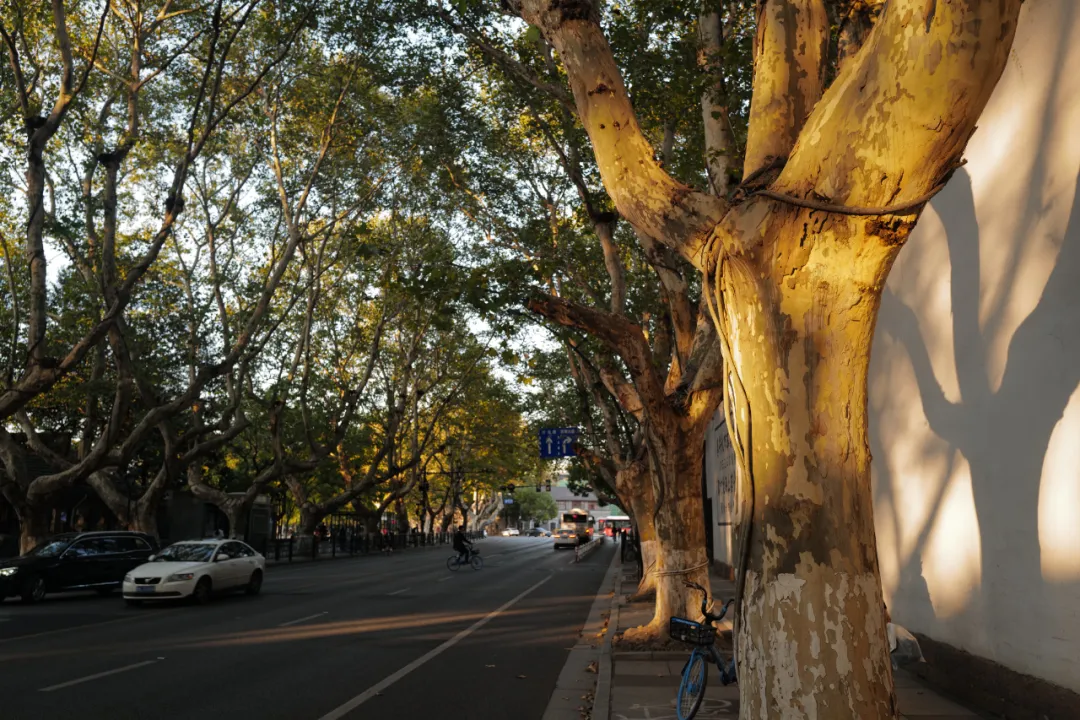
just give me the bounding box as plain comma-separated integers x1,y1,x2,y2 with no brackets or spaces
620,620,665,644
18,507,51,554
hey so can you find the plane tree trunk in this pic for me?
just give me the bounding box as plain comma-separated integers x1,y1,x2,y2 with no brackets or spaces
510,0,1023,715
633,413,711,638
617,461,658,597
17,505,51,555
715,230,897,716
530,295,722,639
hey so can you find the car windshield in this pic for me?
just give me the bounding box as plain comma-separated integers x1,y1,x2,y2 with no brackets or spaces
27,538,73,557
154,543,215,563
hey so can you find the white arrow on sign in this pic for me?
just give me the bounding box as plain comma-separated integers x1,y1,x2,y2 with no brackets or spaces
545,436,553,454
561,437,573,455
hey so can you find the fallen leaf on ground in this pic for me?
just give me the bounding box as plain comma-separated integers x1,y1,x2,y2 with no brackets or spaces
585,661,598,674
517,674,527,679
485,664,496,668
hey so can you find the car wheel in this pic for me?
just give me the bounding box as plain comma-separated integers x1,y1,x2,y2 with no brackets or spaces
245,570,263,596
192,577,213,605
20,575,46,604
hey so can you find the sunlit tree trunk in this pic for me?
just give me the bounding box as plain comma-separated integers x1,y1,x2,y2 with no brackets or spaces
509,0,1021,712
718,231,897,717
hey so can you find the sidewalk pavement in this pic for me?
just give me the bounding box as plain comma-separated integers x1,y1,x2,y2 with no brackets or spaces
603,560,986,719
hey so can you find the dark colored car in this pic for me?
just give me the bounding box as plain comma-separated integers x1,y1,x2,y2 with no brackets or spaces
526,527,549,537
0,531,159,604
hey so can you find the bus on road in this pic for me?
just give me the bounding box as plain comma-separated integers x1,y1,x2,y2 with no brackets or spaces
598,515,631,537
553,509,595,549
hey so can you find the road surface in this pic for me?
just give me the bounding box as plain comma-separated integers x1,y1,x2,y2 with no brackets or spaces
0,536,614,720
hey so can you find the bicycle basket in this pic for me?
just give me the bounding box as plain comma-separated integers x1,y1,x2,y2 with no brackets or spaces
669,616,716,646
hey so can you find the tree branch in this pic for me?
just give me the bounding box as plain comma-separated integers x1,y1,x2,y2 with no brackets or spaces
743,0,828,178
528,293,669,425
778,0,1022,211
509,0,726,270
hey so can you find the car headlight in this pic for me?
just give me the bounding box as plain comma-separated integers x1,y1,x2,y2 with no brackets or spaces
0,567,17,577
124,573,133,583
166,572,195,582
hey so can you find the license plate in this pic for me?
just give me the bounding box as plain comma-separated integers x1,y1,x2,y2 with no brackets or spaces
137,585,156,594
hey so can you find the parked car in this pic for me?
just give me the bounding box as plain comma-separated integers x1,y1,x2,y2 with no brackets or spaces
122,539,264,606
0,531,159,604
500,528,520,537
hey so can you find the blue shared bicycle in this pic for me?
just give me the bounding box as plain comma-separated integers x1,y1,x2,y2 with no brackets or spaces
669,580,737,720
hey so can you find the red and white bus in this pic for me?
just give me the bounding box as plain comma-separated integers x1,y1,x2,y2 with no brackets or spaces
598,515,631,537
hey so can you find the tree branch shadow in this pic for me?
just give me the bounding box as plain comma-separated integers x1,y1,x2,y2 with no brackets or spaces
872,4,1080,668
875,161,1080,658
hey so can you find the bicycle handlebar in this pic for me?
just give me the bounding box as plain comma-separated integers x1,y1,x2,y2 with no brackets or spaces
684,580,733,624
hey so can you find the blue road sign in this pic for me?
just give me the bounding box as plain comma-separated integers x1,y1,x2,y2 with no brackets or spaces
503,497,514,505
539,427,580,459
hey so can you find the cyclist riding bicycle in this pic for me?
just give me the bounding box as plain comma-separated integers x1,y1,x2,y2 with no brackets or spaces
453,526,472,566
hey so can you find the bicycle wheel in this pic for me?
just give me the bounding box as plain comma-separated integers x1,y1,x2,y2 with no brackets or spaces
676,649,708,720
446,556,460,571
470,554,483,570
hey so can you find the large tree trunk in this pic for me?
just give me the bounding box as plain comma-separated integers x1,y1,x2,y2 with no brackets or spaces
616,460,659,596
721,241,895,718
18,504,50,554
626,419,711,639
299,504,324,536
129,503,159,538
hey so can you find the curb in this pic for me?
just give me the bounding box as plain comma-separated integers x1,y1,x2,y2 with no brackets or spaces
593,558,621,720
540,546,619,720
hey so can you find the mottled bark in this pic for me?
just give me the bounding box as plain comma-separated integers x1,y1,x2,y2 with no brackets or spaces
532,294,721,635
509,0,726,269
714,229,896,716
744,0,828,177
617,460,658,596
627,414,713,637
698,3,735,196
513,0,1022,712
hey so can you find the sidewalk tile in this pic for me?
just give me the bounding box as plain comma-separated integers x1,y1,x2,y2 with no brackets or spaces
616,661,674,677
896,687,977,716
893,669,924,688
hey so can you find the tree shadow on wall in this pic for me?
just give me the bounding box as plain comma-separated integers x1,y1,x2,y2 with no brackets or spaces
876,163,1080,664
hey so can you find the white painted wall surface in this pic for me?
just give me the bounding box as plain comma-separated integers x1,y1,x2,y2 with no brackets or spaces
869,0,1080,692
704,410,736,569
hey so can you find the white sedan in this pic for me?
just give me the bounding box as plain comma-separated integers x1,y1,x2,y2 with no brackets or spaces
122,539,264,605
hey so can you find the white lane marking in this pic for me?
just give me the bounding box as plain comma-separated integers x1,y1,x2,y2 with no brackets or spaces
39,659,161,692
436,576,452,583
316,575,552,720
386,588,410,596
279,612,328,628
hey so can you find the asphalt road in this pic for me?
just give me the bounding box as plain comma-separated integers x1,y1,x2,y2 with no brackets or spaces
0,536,615,720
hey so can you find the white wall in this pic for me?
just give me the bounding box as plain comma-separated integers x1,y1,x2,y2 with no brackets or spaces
704,410,737,569
869,0,1080,692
